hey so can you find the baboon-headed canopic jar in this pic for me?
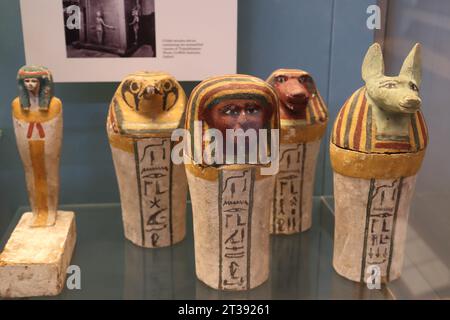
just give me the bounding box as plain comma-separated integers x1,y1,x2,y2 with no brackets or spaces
184,74,280,290
267,69,328,235
330,43,428,284
107,71,188,248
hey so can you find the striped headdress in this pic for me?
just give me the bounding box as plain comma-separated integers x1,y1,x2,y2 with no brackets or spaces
185,74,280,165
332,87,428,154
267,69,328,125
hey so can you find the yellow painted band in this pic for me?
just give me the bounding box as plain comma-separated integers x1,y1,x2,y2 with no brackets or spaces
185,163,274,181
12,97,62,123
29,140,49,227
281,121,327,143
185,163,218,181
330,143,425,179
108,134,134,153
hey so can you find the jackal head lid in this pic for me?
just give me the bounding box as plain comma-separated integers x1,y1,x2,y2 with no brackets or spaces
362,43,422,114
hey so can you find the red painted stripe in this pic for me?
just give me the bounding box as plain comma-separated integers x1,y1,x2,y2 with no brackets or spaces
353,93,367,150
374,142,411,150
417,112,427,147
27,122,35,139
36,123,45,138
314,97,325,121
19,71,48,76
334,98,351,146
26,122,46,139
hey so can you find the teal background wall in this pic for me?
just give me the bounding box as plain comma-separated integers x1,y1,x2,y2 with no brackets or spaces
0,0,375,236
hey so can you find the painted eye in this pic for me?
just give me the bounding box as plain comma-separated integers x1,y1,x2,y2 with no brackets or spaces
245,104,261,114
222,105,239,116
384,83,397,89
275,75,287,83
298,75,309,83
130,81,140,94
409,82,419,92
163,80,173,91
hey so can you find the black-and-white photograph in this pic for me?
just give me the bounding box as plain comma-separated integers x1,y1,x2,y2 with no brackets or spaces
21,0,236,81
63,0,156,58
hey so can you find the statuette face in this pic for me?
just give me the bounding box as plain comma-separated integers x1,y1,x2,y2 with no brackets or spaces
23,78,40,95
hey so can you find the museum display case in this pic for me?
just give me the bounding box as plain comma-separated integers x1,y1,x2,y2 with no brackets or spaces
0,0,448,300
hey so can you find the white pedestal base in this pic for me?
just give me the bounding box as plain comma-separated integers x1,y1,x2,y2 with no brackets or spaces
0,211,76,298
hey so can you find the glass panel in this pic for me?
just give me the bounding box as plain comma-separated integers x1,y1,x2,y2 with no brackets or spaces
323,195,450,299
1,198,391,300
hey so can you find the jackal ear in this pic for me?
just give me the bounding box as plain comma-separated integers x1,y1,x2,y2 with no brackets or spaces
362,43,385,83
400,43,421,87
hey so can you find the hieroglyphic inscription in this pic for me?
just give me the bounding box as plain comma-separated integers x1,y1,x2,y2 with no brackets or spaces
362,178,403,281
136,138,172,247
219,169,254,290
273,144,306,233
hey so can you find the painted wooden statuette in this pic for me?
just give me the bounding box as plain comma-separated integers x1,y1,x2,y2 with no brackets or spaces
267,69,328,234
107,71,188,248
0,66,76,298
185,75,280,291
330,43,428,283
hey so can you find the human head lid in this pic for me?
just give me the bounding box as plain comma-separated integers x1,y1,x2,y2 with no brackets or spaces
17,65,54,110
185,74,280,165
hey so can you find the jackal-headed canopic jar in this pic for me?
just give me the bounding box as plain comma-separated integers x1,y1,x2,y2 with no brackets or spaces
185,74,280,291
267,69,328,235
330,43,428,283
107,71,188,248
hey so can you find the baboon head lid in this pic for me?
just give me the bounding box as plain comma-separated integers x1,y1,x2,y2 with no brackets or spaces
267,68,328,124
